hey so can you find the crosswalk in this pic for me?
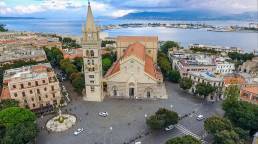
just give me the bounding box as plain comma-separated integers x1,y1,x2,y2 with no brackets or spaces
175,124,207,144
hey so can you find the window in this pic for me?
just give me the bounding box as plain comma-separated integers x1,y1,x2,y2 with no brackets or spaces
90,81,94,84
42,80,46,83
45,95,48,98
87,60,90,65
20,84,24,89
24,99,27,103
92,60,94,65
89,75,94,78
91,86,95,92
28,82,31,86
32,104,35,107
12,85,16,89
39,96,41,101
31,98,34,101
14,93,17,97
147,91,151,98
37,89,40,94
51,86,54,91
44,87,47,91
52,93,55,98
30,90,33,94
90,50,94,57
35,81,38,86
86,50,89,57
22,92,25,97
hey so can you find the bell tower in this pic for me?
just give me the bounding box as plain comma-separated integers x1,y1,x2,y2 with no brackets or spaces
82,1,103,102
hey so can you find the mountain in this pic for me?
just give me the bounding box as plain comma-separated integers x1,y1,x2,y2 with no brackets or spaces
121,11,258,21
0,17,44,20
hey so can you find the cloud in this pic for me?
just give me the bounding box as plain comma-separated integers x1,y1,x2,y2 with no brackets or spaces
0,0,257,17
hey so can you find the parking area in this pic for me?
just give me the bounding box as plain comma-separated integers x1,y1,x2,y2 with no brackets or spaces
37,82,223,144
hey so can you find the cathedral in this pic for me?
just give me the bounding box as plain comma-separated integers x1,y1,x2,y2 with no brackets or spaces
82,2,167,102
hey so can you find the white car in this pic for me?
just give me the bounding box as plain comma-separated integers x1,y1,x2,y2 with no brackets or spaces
165,125,175,131
98,112,108,117
135,142,141,144
73,128,84,136
196,115,205,121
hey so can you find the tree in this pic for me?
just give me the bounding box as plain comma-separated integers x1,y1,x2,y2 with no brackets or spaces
213,130,243,144
73,57,83,71
0,24,8,32
102,57,113,75
195,82,215,97
0,107,36,127
179,77,193,90
71,73,85,93
146,115,165,130
0,107,37,144
204,116,232,134
167,70,181,83
1,122,37,144
161,41,179,54
146,108,179,130
223,101,258,132
166,135,201,144
157,52,172,75
0,99,19,111
224,85,240,101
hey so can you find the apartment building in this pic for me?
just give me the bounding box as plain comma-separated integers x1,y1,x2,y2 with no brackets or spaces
240,85,258,105
189,44,243,53
0,47,47,66
188,71,224,101
0,63,62,110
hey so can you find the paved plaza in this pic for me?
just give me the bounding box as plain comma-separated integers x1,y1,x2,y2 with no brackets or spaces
37,81,223,144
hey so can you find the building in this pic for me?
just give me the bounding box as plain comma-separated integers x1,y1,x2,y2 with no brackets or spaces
82,2,103,102
61,48,83,59
240,85,258,105
253,132,258,144
104,42,167,99
116,36,158,63
0,63,62,110
0,47,47,66
223,74,246,87
239,57,258,76
214,57,235,75
177,55,216,77
189,44,243,53
188,71,224,101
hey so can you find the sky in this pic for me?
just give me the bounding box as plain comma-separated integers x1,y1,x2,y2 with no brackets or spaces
0,0,257,18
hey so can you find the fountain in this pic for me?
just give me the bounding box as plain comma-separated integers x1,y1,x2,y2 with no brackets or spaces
46,108,76,132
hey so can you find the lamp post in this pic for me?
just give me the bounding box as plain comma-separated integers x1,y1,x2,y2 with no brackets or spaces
170,104,174,110
110,126,113,144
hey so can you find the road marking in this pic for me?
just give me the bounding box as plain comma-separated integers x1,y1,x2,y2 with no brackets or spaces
175,124,208,144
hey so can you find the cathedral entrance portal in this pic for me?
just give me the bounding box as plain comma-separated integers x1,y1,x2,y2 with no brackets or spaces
129,88,135,97
128,82,135,98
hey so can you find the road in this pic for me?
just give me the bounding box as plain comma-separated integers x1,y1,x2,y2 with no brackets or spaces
37,81,223,144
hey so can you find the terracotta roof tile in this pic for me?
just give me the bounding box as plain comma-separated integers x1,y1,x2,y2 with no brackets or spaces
117,36,158,42
0,88,11,100
105,42,162,80
224,76,246,85
242,86,258,94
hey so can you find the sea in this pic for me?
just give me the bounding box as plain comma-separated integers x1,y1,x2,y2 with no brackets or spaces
0,18,257,52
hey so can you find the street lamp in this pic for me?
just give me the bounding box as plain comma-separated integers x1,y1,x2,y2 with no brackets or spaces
170,104,174,110
110,127,113,144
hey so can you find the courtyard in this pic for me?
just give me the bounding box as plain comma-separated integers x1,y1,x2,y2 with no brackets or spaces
37,81,223,144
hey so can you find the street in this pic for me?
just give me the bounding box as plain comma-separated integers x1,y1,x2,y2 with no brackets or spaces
37,81,224,144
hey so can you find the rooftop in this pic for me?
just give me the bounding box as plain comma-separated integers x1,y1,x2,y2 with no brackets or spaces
242,85,258,94
3,63,53,82
189,71,223,82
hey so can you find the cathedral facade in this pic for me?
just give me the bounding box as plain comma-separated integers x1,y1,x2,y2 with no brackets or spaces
82,2,167,102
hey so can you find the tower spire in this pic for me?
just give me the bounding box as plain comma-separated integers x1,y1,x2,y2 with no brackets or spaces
85,0,97,32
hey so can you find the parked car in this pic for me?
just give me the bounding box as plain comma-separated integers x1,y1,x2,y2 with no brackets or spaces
135,142,141,144
98,112,108,117
73,128,84,136
165,125,175,131
196,115,205,121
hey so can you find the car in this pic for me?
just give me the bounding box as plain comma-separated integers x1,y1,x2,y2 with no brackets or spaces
98,112,108,117
196,115,205,121
135,142,141,144
165,125,175,131
73,128,84,136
